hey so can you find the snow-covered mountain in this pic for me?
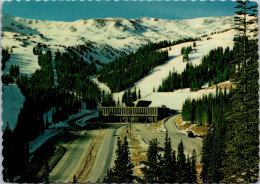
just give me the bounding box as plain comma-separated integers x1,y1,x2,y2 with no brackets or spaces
2,14,235,74
1,14,237,131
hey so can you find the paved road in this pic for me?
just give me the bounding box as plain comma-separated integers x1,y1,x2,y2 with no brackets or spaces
49,130,94,183
84,124,125,183
133,115,202,161
164,115,203,160
49,115,202,183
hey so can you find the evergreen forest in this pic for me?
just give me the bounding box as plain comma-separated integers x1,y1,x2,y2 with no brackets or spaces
99,38,197,92
1,48,10,70
2,49,115,182
121,88,141,106
158,47,233,92
182,88,231,127
2,0,259,182
199,1,259,183
104,133,197,183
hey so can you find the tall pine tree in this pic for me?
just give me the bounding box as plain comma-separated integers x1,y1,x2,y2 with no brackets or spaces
142,138,162,183
176,140,187,183
190,149,197,183
161,132,176,182
104,136,134,183
222,1,259,182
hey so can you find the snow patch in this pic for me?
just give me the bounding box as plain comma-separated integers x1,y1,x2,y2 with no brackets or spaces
139,87,216,111
112,30,235,102
29,109,98,153
75,111,99,127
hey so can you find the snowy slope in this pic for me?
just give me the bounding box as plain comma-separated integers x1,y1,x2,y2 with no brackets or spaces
139,89,215,111
111,29,236,103
136,81,232,111
2,32,41,75
2,14,235,72
1,14,237,131
2,15,234,52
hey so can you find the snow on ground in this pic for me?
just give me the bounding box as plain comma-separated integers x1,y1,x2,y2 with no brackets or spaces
29,108,98,153
201,82,209,89
2,32,40,75
2,14,235,67
1,14,240,155
137,80,231,111
3,15,234,51
91,77,111,94
28,128,63,153
2,14,236,107
139,88,215,111
2,84,25,131
75,111,99,127
112,29,236,102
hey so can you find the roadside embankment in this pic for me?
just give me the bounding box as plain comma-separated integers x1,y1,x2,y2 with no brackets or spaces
175,116,209,137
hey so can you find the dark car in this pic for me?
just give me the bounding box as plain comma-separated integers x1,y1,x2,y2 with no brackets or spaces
187,131,195,138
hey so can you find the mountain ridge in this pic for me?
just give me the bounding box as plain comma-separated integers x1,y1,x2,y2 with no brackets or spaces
2,14,235,74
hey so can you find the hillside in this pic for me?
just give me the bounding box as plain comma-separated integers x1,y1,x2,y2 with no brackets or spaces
94,29,236,104
2,14,235,74
1,14,236,131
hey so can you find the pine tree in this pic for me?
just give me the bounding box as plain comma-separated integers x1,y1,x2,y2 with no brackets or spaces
3,123,15,182
186,154,192,182
117,97,120,106
138,89,141,99
73,175,77,183
104,136,134,183
176,140,186,183
222,1,258,182
183,51,189,62
222,38,259,183
161,132,176,182
122,136,134,182
200,129,213,183
181,47,185,55
104,169,115,183
191,149,197,183
142,138,162,183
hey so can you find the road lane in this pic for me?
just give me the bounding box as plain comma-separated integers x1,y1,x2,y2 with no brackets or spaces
50,115,202,183
84,124,126,183
133,115,202,161
49,130,94,183
164,115,203,160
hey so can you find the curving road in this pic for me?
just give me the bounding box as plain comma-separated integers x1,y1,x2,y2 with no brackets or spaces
49,130,94,183
49,115,202,183
133,115,202,161
164,115,203,160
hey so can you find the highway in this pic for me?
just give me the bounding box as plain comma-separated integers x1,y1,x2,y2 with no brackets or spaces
83,124,125,183
133,115,202,161
49,115,202,183
164,115,203,160
49,130,94,183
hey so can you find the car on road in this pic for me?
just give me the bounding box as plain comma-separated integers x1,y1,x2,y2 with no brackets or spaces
186,131,195,138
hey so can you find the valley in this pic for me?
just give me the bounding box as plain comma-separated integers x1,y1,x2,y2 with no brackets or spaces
2,5,258,182
2,14,233,181
41,114,202,183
